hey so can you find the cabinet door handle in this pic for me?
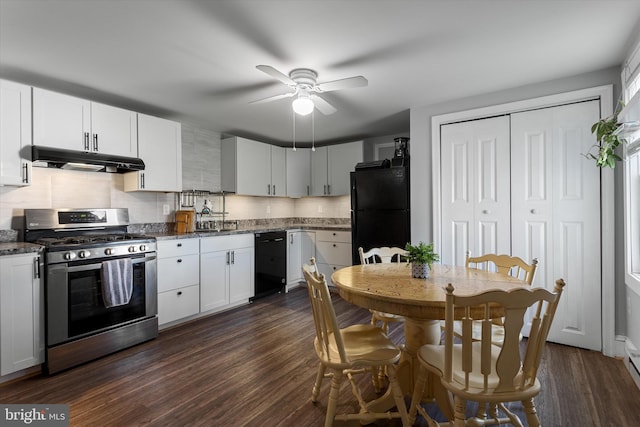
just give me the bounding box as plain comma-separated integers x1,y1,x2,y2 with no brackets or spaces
267,184,271,195
177,258,182,263
84,132,90,150
141,172,145,189
93,133,99,151
226,251,230,265
177,291,182,296
231,250,235,264
307,185,310,196
273,185,276,195
327,184,331,195
290,234,293,244
324,185,327,195
22,163,29,183
33,257,41,279
332,243,337,247
177,243,182,247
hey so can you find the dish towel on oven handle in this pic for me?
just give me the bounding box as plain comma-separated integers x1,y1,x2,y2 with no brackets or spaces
101,258,133,308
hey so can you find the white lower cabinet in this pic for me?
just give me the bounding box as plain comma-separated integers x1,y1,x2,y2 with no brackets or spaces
157,284,200,326
315,230,352,285
200,234,254,313
287,230,316,290
0,252,43,375
157,238,200,325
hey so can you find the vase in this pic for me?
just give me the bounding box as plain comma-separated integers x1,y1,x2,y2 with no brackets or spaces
411,262,429,279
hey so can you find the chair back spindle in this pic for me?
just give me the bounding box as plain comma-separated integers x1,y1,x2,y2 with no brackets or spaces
303,258,347,363
443,279,565,394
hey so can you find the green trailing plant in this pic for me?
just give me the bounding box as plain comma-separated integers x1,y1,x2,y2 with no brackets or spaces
586,101,625,168
404,242,439,269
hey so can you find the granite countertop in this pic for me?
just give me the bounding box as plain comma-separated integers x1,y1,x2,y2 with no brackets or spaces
0,242,44,256
149,223,351,240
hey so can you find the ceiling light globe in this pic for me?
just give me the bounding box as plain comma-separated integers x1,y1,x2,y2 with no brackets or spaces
292,97,314,115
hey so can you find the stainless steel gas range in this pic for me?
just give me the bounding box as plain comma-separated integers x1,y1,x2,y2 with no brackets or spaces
24,208,158,374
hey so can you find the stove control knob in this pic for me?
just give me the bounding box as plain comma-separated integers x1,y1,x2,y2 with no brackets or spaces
78,250,90,259
139,244,147,252
64,252,76,260
128,246,137,253
104,248,113,255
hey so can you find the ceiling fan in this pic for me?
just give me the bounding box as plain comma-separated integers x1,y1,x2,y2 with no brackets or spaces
250,65,368,115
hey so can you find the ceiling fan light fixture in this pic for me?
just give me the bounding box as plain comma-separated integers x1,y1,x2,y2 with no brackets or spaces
292,94,314,116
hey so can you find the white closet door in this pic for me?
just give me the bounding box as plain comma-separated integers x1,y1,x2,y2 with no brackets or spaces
440,116,511,266
511,100,601,350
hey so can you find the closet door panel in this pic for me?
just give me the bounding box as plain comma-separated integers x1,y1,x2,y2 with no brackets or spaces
450,221,470,267
512,100,601,350
441,116,510,265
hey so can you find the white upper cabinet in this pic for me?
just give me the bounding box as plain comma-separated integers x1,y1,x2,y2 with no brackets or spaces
270,145,286,197
286,148,311,197
32,88,137,157
328,141,363,195
0,79,32,186
124,113,182,192
310,141,363,196
310,146,329,196
222,136,286,196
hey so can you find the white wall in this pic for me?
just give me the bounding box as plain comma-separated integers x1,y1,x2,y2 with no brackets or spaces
410,65,627,335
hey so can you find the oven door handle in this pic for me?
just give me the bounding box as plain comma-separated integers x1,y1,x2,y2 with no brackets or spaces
65,255,155,272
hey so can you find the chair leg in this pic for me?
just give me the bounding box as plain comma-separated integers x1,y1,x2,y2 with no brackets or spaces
325,371,343,427
408,364,428,425
311,363,326,403
386,364,410,426
453,395,466,427
371,366,383,393
522,398,540,427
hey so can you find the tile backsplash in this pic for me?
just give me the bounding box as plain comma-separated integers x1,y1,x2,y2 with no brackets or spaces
0,167,177,231
0,167,350,236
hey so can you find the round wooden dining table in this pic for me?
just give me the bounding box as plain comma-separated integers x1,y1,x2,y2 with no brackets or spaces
331,262,529,419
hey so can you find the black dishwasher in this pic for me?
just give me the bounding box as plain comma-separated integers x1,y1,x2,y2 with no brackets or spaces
253,231,287,300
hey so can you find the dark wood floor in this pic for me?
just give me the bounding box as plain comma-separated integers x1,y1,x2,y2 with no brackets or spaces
2,287,639,426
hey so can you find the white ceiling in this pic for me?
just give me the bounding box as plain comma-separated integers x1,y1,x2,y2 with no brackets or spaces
1,0,640,147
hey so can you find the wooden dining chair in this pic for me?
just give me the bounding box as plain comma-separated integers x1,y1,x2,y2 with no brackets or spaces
409,279,566,427
358,246,407,332
302,258,410,427
453,252,539,346
466,252,538,285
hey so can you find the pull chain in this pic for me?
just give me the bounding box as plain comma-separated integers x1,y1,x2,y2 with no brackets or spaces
311,109,315,152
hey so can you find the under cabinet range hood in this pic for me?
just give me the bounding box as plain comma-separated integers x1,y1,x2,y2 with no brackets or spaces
31,145,145,173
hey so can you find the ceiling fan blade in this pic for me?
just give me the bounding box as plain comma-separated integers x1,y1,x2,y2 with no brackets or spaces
311,94,337,115
249,91,295,104
256,65,296,86
315,76,368,92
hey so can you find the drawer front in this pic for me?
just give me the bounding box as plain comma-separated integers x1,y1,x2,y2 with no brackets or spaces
316,262,347,286
315,230,351,243
158,284,199,325
157,238,199,258
316,241,352,266
157,254,199,292
200,233,254,253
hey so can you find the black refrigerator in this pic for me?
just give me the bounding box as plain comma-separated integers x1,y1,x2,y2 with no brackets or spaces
350,165,410,264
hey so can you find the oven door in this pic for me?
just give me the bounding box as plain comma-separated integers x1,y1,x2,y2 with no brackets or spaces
46,252,157,346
